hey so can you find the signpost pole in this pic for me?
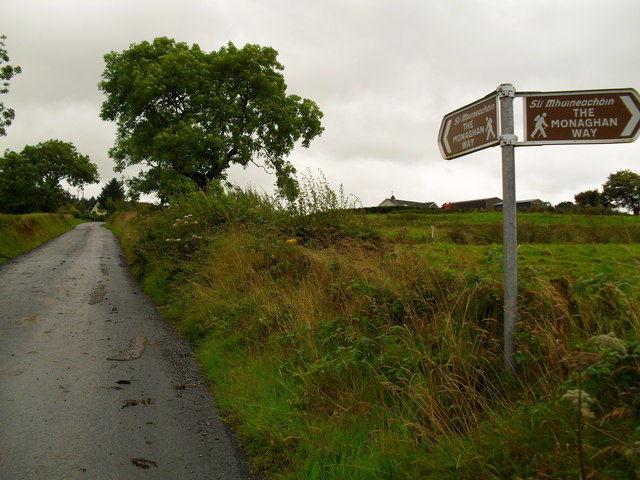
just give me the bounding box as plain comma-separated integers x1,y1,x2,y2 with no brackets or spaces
497,84,518,377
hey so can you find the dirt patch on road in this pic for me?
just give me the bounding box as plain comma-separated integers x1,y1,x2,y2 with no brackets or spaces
88,283,106,304
107,335,148,361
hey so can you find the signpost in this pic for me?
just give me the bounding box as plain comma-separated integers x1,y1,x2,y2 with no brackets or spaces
438,94,499,160
437,85,640,378
520,88,640,145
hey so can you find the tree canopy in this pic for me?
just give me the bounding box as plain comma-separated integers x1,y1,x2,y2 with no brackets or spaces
574,189,604,208
99,37,324,200
0,35,21,136
0,140,99,213
602,169,640,215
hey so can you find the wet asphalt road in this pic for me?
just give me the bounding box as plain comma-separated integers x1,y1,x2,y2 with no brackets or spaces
0,222,255,479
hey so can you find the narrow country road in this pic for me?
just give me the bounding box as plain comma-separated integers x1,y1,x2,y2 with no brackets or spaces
0,222,255,479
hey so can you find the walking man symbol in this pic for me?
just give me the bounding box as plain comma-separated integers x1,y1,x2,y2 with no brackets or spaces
531,112,549,138
485,117,496,140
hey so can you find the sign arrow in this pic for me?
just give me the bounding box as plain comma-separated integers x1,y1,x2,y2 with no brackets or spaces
621,95,640,136
442,119,452,154
520,88,640,145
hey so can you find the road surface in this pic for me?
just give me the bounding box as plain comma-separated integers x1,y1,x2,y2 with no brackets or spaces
0,222,255,479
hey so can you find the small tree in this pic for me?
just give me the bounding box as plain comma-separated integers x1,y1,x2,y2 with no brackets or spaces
574,189,604,208
97,178,125,204
555,201,575,210
97,178,126,214
0,35,21,136
602,170,640,215
0,140,99,213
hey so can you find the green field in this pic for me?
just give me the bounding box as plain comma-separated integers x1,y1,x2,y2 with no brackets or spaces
369,210,640,244
109,195,640,480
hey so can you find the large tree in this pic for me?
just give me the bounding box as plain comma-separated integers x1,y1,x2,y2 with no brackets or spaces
602,169,640,215
99,37,324,200
1,35,22,136
0,140,99,213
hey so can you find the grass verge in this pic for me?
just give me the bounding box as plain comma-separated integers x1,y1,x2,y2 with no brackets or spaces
0,213,85,264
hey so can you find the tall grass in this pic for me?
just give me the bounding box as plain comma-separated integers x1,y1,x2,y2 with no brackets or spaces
110,177,640,479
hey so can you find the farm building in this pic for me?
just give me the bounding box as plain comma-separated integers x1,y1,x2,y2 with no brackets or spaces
442,197,502,210
494,199,552,210
378,196,438,208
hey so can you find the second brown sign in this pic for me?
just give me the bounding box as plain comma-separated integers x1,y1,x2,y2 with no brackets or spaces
520,88,640,145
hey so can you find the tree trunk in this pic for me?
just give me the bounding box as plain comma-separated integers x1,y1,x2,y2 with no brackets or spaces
187,172,209,192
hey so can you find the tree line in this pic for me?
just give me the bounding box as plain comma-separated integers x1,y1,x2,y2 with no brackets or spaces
571,170,640,215
2,33,639,216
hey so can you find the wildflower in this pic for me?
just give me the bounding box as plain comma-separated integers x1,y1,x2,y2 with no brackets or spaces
561,389,597,419
172,214,197,228
563,352,600,372
286,238,298,244
562,389,595,407
591,333,627,354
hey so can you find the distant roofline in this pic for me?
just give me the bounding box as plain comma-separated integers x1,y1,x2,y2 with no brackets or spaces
451,197,502,203
378,197,438,208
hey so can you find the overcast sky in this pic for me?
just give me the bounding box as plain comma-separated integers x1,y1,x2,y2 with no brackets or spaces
3,0,640,207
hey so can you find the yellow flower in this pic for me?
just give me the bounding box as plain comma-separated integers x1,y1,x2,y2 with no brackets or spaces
286,238,298,244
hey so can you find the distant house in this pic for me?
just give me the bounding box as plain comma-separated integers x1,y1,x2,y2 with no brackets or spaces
90,201,107,216
443,197,502,210
378,196,438,208
494,199,552,210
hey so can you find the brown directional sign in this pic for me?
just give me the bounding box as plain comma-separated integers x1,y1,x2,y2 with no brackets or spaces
438,94,499,160
520,88,640,145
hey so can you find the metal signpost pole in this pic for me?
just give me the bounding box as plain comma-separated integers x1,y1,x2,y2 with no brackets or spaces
497,84,518,377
